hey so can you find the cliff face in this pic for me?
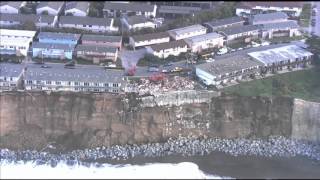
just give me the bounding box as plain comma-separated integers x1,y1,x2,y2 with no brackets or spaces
0,91,318,151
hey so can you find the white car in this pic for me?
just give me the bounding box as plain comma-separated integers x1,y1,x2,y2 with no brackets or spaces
261,42,270,46
206,58,215,63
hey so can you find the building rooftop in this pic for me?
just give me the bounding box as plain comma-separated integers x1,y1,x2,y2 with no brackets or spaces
0,36,32,45
0,1,23,9
0,29,37,38
196,54,263,76
65,1,90,12
219,25,261,36
185,32,223,44
24,63,124,83
248,45,313,65
38,32,81,41
149,40,188,52
204,16,245,28
252,12,288,23
0,13,56,24
0,63,25,78
32,42,75,50
238,1,303,9
262,20,300,30
103,2,155,12
159,5,201,14
37,1,64,11
75,44,117,53
59,16,112,26
168,24,207,36
131,32,170,42
81,34,122,42
125,15,151,25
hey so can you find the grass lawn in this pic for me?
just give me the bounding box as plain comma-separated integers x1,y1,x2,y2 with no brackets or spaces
269,35,306,44
223,67,320,102
300,3,311,27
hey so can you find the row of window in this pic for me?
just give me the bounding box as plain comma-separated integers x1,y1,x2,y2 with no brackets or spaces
26,80,120,87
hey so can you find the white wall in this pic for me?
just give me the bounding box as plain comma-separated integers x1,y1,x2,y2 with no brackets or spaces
0,5,19,14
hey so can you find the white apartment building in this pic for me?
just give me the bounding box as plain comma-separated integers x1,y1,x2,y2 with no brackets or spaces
184,32,224,53
218,25,260,43
65,1,90,17
122,15,156,31
0,1,23,14
36,1,65,16
250,12,288,25
167,24,207,40
261,20,301,39
0,63,26,91
129,32,170,48
146,40,188,58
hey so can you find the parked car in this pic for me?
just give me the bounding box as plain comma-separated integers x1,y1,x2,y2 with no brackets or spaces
163,62,173,67
148,67,159,72
161,69,169,73
171,67,183,72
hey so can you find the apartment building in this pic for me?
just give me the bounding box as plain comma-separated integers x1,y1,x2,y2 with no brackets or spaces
129,32,170,48
37,32,81,45
31,42,75,60
167,24,207,40
249,12,288,25
75,45,118,63
184,32,224,53
103,2,157,18
65,1,90,16
261,20,301,39
121,15,156,31
0,63,26,91
81,34,122,50
146,40,188,58
0,13,57,28
36,1,65,16
0,1,23,14
204,16,245,32
218,25,261,44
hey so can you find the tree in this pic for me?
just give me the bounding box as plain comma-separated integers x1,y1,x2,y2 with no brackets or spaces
22,20,36,30
41,10,48,15
306,36,320,66
66,12,73,16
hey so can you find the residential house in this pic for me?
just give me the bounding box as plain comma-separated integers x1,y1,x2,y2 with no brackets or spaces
0,29,37,56
261,20,301,39
129,32,170,49
146,40,188,59
184,32,224,53
236,1,303,17
24,63,125,93
0,63,26,91
167,24,207,40
31,42,75,60
157,5,202,19
218,25,261,44
248,45,313,73
36,1,65,16
0,13,57,28
203,16,245,32
249,12,288,25
103,2,157,18
195,55,263,86
75,45,118,63
81,34,122,50
0,1,23,14
59,16,117,33
65,1,90,17
37,32,81,45
121,15,156,31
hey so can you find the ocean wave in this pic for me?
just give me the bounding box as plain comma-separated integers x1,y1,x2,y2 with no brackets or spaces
0,161,227,179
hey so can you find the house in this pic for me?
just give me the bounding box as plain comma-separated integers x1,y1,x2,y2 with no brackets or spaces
0,1,23,14
59,16,117,33
0,63,26,91
152,1,215,10
81,34,122,50
218,25,261,44
36,1,65,16
260,20,301,39
203,16,245,32
0,29,36,56
249,12,288,25
0,13,57,28
236,1,303,17
24,63,125,93
121,15,156,31
146,40,188,59
158,5,202,19
248,45,313,73
75,45,118,63
37,32,81,45
129,32,170,49
167,24,207,40
195,55,263,86
31,42,75,60
65,1,90,17
103,2,157,18
184,32,224,53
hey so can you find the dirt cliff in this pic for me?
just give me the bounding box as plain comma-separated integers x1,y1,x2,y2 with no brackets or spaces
0,91,318,151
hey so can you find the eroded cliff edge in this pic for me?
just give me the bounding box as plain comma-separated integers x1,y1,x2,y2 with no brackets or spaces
0,91,319,151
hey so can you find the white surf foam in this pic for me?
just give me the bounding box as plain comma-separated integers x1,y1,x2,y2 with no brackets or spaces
0,161,229,179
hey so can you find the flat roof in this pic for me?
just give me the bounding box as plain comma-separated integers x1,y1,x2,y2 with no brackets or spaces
262,20,300,30
252,12,288,22
38,32,81,41
0,63,25,78
0,37,32,45
75,44,117,53
168,24,207,36
219,25,261,36
204,16,244,28
32,42,75,50
149,40,188,52
196,54,263,76
0,29,37,38
185,32,223,44
59,16,112,26
131,32,170,42
103,2,155,12
159,5,201,14
238,1,303,9
0,1,23,9
81,34,122,42
24,63,124,83
248,45,313,65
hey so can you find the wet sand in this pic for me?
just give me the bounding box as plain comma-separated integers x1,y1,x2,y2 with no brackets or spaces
101,151,320,179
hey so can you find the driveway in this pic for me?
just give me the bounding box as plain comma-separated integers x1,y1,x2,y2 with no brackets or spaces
120,48,147,69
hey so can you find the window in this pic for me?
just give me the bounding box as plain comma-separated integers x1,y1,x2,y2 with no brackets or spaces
83,25,86,27
56,81,61,85
4,77,6,81
46,81,51,85
84,82,89,86
104,83,108,87
68,81,71,86
36,80,41,84
94,83,99,87
75,82,79,86
113,83,118,87
27,80,32,84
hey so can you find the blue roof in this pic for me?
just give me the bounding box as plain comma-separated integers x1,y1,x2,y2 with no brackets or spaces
38,32,81,41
